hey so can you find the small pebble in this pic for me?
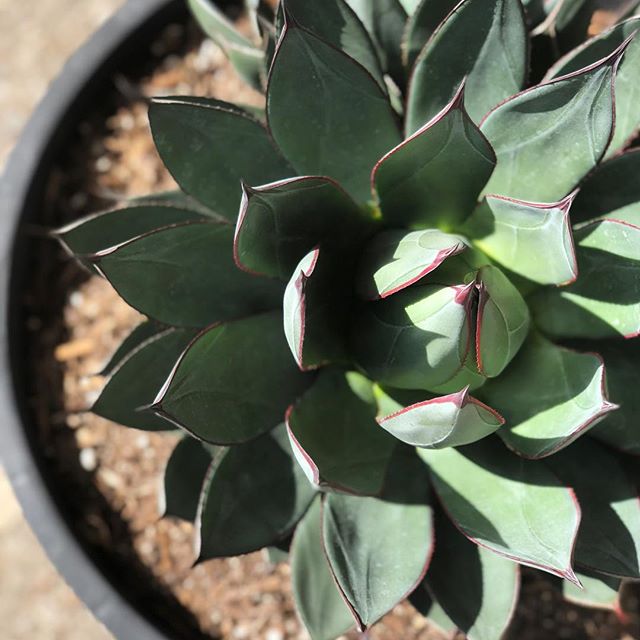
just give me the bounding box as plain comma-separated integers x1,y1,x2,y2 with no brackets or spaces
79,447,97,472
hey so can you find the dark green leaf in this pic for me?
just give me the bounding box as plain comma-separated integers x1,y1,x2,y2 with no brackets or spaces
99,320,164,376
196,424,315,559
546,439,640,579
351,282,474,391
284,0,386,88
420,438,582,583
571,149,640,227
406,0,527,130
403,0,459,70
482,333,615,458
283,248,350,370
149,97,292,220
531,219,640,338
54,204,207,257
375,85,496,229
465,193,578,285
286,369,396,496
356,229,467,300
291,498,354,640
93,328,197,431
323,450,434,629
480,46,621,201
153,311,311,444
425,510,519,640
378,387,504,449
590,340,640,455
267,21,401,203
161,436,214,521
92,221,284,328
475,265,530,378
234,176,373,280
547,18,640,157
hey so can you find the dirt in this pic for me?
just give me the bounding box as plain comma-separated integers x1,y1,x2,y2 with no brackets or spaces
16,6,640,640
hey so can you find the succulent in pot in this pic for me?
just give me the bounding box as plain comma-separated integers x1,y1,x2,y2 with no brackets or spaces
54,0,640,637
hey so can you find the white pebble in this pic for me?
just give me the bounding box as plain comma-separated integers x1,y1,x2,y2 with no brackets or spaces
266,629,284,640
69,291,84,308
79,447,97,472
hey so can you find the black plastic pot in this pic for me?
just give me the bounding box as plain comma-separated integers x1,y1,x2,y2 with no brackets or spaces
0,2,213,638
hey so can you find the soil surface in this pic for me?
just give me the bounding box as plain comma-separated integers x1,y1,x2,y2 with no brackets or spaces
5,2,640,640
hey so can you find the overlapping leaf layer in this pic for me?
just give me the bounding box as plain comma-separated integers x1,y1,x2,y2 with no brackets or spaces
57,0,640,638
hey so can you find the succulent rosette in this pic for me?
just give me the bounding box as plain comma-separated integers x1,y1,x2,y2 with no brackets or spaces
56,0,640,637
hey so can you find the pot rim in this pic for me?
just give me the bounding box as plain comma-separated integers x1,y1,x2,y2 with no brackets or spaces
0,1,186,638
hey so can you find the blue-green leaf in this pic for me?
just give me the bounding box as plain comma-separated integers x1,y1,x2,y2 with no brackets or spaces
531,219,640,338
590,340,640,455
356,229,467,300
187,0,265,89
570,149,640,227
546,439,640,579
480,46,622,201
402,0,459,69
291,498,354,640
161,436,214,521
465,193,578,286
351,282,475,391
322,451,434,629
475,265,530,378
425,510,520,640
420,438,582,583
481,333,616,458
546,17,640,157
283,0,386,89
378,387,504,448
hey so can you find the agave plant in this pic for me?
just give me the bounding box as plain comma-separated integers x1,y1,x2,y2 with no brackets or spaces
55,0,640,638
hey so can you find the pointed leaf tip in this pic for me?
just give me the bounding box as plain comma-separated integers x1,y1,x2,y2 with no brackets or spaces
480,48,617,202
377,387,504,449
420,438,582,582
373,86,495,229
483,335,616,459
356,229,468,300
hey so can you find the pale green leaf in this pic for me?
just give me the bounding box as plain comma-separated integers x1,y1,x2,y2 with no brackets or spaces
291,498,354,640
323,451,434,629
466,194,578,285
378,387,504,449
420,438,582,582
481,333,616,458
356,229,467,299
480,49,619,201
531,219,640,338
